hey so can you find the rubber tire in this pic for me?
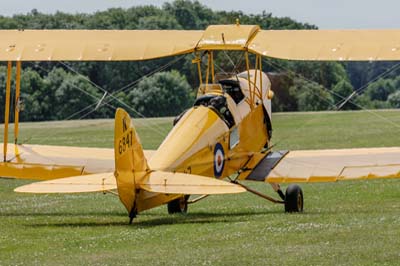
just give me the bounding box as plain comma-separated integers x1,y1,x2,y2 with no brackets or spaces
284,184,304,213
167,195,188,214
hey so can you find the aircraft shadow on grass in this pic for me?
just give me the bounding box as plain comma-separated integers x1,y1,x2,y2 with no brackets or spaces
2,204,387,228
0,210,127,217
13,208,360,228
17,210,288,228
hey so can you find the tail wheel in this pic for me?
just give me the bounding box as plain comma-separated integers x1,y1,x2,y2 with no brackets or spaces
167,195,189,214
284,184,303,212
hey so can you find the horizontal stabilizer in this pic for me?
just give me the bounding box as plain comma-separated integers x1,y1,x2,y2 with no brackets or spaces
14,172,116,193
139,171,246,195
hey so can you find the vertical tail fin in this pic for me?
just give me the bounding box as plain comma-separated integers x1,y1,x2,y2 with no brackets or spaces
114,108,149,219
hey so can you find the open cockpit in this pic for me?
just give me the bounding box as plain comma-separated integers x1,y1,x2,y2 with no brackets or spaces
193,82,243,129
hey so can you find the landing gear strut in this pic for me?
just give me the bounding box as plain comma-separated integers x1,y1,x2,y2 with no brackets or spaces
277,188,285,201
167,195,189,214
231,181,304,213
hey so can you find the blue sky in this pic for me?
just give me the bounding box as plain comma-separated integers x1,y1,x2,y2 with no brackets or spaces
1,0,400,29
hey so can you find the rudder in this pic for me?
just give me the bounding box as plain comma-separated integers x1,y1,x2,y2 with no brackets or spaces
114,108,149,220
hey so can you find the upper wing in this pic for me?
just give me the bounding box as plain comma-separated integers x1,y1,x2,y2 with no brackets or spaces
262,147,400,183
0,30,202,61
249,30,400,61
3,27,400,62
0,143,155,180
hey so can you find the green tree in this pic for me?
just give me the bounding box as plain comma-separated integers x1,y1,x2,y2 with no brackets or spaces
289,78,334,111
0,65,7,123
127,70,193,117
137,15,182,29
332,80,355,109
364,78,395,101
269,72,297,112
48,68,105,120
388,90,400,108
164,0,216,29
20,68,52,121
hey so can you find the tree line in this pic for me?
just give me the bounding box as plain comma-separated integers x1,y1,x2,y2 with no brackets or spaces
0,0,399,122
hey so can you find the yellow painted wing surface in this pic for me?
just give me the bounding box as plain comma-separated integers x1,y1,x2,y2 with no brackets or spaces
3,26,400,62
14,170,245,194
14,172,116,193
0,30,202,61
0,143,155,180
266,147,400,183
196,24,259,50
249,30,400,61
139,170,245,194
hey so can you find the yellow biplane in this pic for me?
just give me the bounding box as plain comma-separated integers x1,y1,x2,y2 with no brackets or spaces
1,23,400,223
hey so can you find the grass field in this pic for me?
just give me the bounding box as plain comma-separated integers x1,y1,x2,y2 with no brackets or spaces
1,109,400,265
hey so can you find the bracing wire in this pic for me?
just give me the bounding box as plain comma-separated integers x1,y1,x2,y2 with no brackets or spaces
223,51,246,74
263,59,400,131
22,56,186,144
336,62,400,109
21,64,119,144
265,60,341,110
222,50,237,70
57,57,187,134
57,61,171,136
214,51,245,80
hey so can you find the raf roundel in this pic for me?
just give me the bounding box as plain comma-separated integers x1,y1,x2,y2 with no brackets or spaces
213,143,225,178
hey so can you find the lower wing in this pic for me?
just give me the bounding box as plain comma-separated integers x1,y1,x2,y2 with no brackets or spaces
244,147,400,183
0,143,155,180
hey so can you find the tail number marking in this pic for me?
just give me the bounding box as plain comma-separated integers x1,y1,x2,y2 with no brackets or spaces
118,130,133,155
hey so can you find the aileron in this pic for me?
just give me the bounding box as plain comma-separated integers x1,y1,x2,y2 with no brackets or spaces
246,151,288,181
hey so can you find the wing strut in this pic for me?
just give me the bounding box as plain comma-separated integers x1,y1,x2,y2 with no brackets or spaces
187,194,209,204
3,61,22,161
231,180,284,204
14,61,21,144
3,61,12,162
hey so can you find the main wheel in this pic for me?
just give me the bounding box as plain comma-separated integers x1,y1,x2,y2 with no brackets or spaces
284,184,303,212
167,195,189,214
